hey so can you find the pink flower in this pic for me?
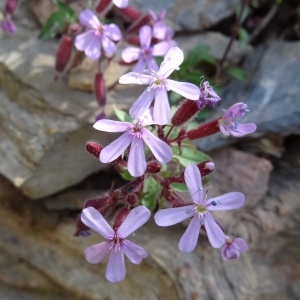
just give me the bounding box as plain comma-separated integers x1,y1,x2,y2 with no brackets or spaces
149,9,169,40
219,102,257,137
75,9,121,60
113,0,128,8
196,80,221,109
221,237,248,260
119,47,200,125
154,164,245,252
1,18,16,34
81,206,150,283
121,25,171,73
93,109,173,177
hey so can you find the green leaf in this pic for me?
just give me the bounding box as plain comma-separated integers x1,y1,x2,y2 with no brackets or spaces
236,3,250,23
113,105,132,122
142,176,159,211
171,183,188,192
172,144,211,167
227,66,247,81
238,28,249,47
118,165,135,181
38,11,66,39
52,0,76,20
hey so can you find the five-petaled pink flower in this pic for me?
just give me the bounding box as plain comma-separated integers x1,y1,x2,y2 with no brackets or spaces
154,164,245,252
119,47,200,125
93,109,173,177
221,237,248,260
81,206,150,283
75,9,121,60
219,102,257,137
121,25,171,73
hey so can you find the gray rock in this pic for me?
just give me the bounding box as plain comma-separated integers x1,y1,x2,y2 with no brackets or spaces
197,41,300,151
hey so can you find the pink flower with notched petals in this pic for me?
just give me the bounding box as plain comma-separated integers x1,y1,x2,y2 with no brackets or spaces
119,47,200,125
93,109,173,177
75,9,121,60
154,164,245,252
221,237,248,260
121,25,171,73
219,102,257,137
81,206,150,283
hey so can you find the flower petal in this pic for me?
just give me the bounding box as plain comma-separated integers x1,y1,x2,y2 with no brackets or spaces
102,35,117,57
104,24,122,41
234,238,248,252
184,165,203,204
119,72,152,85
142,129,173,163
121,47,140,63
206,192,245,211
223,102,248,119
139,108,156,126
230,123,257,137
100,132,132,163
152,41,171,56
179,215,202,252
127,136,146,177
153,88,170,125
133,58,147,73
106,249,126,283
203,213,225,248
159,47,184,78
139,25,152,47
154,205,196,226
129,88,155,119
84,242,110,264
123,240,148,264
113,0,128,8
167,79,200,100
79,9,100,29
93,119,130,132
81,207,114,238
146,57,159,72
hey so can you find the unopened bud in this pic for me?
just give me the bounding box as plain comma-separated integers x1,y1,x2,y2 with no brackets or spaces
197,160,215,176
70,23,80,34
125,35,140,46
126,194,138,205
187,119,220,140
86,141,103,158
146,161,162,173
113,207,130,230
117,6,142,21
55,35,73,73
171,99,199,126
94,72,106,106
127,14,151,34
83,196,110,210
5,0,18,15
95,0,111,13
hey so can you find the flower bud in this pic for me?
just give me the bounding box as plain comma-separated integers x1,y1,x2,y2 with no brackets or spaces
5,0,18,15
113,207,131,230
95,0,111,13
94,72,106,106
146,161,162,173
221,237,248,260
187,119,220,140
117,6,142,21
171,99,199,126
125,35,140,46
126,194,138,205
83,196,110,210
127,14,151,34
86,141,103,158
55,35,73,73
197,160,215,176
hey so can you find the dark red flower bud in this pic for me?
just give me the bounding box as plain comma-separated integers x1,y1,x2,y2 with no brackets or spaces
117,6,142,21
127,14,151,34
55,35,73,73
113,207,130,230
94,72,106,106
187,119,220,140
197,160,215,176
5,0,18,15
171,99,199,126
83,196,111,210
146,161,162,173
126,194,138,205
69,23,80,34
125,35,140,46
86,141,103,158
95,0,111,13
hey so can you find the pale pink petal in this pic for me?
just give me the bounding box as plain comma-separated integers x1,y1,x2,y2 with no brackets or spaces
219,123,230,136
102,35,117,57
74,30,96,51
153,89,170,125
206,192,245,211
152,41,171,56
123,240,148,264
184,164,203,204
142,129,173,163
139,108,156,126
133,58,147,73
234,238,248,252
154,205,196,226
230,123,257,137
84,242,110,264
117,206,151,238
159,47,184,78
81,207,114,238
129,88,155,119
121,47,140,63
113,0,128,8
106,249,126,283
146,57,159,72
119,72,153,85
178,215,202,252
223,102,248,119
139,25,152,47
100,132,132,163
167,80,200,100
127,136,146,177
79,9,100,29
93,119,130,132
203,213,225,248
104,24,122,41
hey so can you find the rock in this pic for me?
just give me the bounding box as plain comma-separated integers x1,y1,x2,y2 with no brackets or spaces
29,0,57,26
197,41,300,151
131,0,239,32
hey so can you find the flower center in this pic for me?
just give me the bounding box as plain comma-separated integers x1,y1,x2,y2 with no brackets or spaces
141,47,152,58
195,205,207,214
129,120,144,138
